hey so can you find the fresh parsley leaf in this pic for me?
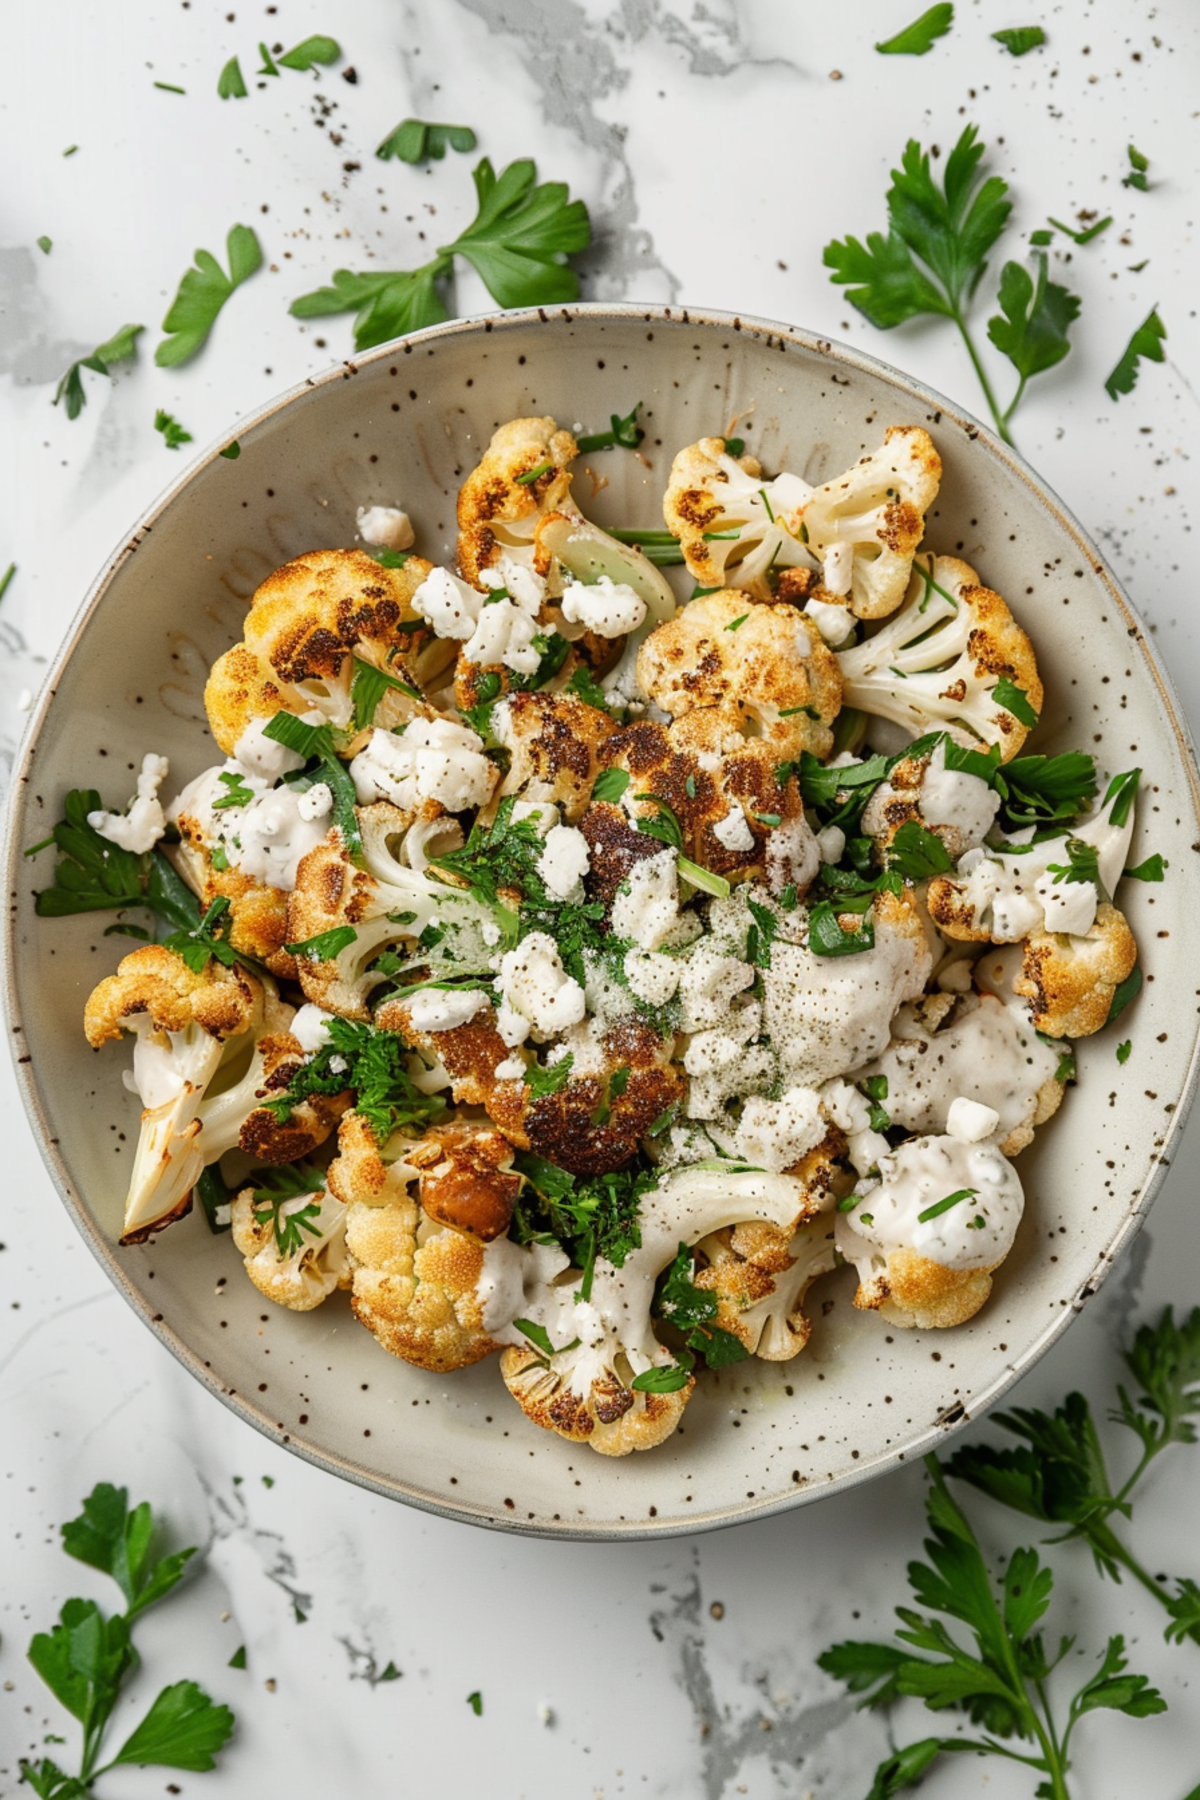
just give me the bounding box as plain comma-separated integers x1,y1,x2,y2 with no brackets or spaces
1122,144,1151,192
631,1350,694,1394
156,224,263,368
251,1167,327,1257
1047,212,1112,245
875,4,954,54
513,1317,555,1357
467,1690,483,1715
565,664,615,712
513,1153,651,1285
994,749,1097,828
592,767,632,804
1106,964,1142,1025
1116,1039,1132,1064
861,1074,891,1132
746,897,778,969
575,402,644,453
266,1016,445,1144
653,1244,751,1369
808,894,876,958
887,820,953,881
523,1055,575,1098
1125,854,1165,882
992,25,1045,53
992,675,1039,727
1105,307,1167,401
219,439,241,459
108,1679,235,1771
61,1485,195,1619
291,157,590,350
1103,766,1141,828
217,56,248,98
212,769,256,810
277,34,341,70
1045,836,1100,887
163,896,242,973
284,925,358,961
987,252,1081,417
29,788,201,932
154,408,193,450
376,119,478,163
37,234,53,254
54,323,144,420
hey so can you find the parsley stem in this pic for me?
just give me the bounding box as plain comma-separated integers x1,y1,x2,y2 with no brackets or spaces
951,306,1016,447
1086,1518,1200,1647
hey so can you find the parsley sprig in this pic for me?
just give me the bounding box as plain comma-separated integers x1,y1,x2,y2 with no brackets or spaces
376,118,477,164
21,1483,234,1795
513,1152,655,1300
54,324,144,420
263,1015,446,1145
291,157,590,350
27,789,201,933
947,1306,1200,1651
249,1164,328,1257
156,225,263,368
824,126,1080,446
819,1457,1165,1800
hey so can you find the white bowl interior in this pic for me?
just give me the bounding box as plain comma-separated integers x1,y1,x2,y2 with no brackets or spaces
7,306,1199,1536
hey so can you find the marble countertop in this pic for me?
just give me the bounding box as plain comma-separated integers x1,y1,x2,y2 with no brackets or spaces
3,2,1200,1794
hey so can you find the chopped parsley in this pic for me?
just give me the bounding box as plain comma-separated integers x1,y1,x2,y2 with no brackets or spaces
262,1016,447,1144
285,926,358,962
250,1165,327,1257
156,225,263,368
887,820,953,881
27,787,202,933
154,408,193,450
1116,1039,1132,1065
212,770,257,810
861,1074,891,1132
375,119,478,164
163,896,243,973
1122,144,1151,192
1105,309,1167,402
513,1152,656,1298
576,402,644,454
917,1187,978,1223
652,1242,750,1368
54,323,144,420
523,1055,575,1099
992,25,1045,53
874,4,954,55
1125,854,1165,883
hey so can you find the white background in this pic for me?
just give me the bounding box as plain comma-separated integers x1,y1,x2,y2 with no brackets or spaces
2,3,1199,1796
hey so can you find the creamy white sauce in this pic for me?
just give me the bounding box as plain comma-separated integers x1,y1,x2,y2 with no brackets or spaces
88,753,170,853
713,804,755,853
836,1134,1024,1270
919,744,999,847
233,720,305,781
735,1085,825,1173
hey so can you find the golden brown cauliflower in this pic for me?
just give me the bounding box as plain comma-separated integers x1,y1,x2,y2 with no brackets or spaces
1013,902,1138,1038
800,426,942,619
636,590,842,759
860,737,1001,863
490,690,616,823
204,643,289,760
500,1339,692,1457
456,416,581,588
169,812,296,981
330,1114,503,1372
661,437,811,596
230,1176,351,1312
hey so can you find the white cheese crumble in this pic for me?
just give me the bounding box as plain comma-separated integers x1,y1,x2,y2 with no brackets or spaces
803,596,855,647
411,566,482,639
404,987,489,1033
495,1001,532,1048
676,943,755,1031
559,575,647,638
349,718,495,813
610,850,680,951
290,1004,337,1052
494,1055,526,1081
622,948,681,1008
946,1095,1001,1142
481,554,546,612
496,932,586,1039
510,798,560,836
735,1085,825,1173
356,505,415,551
296,782,333,822
88,753,170,854
462,596,542,675
713,804,755,853
766,815,820,893
537,824,590,900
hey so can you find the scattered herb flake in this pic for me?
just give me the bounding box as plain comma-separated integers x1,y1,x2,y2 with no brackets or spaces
376,118,478,163
156,225,264,368
1122,144,1151,192
875,3,954,54
992,25,1045,53
54,322,145,420
217,56,248,99
154,408,194,451
1105,307,1167,402
1117,1039,1132,1064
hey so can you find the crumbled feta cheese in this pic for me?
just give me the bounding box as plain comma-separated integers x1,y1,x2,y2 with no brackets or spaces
412,566,482,639
946,1095,1001,1143
622,948,680,1008
766,814,820,893
735,1085,825,1173
816,825,845,865
404,987,490,1033
803,596,855,647
559,574,647,638
290,1004,337,1052
713,804,755,853
683,1004,774,1120
496,932,586,1039
328,1054,349,1074
676,943,755,1031
227,785,336,889
495,1001,531,1048
296,782,333,822
356,505,415,551
480,554,546,613
510,798,560,836
462,596,542,675
481,919,502,947
349,718,495,813
233,719,306,781
537,824,590,900
610,850,680,951
494,1055,526,1081
88,753,170,854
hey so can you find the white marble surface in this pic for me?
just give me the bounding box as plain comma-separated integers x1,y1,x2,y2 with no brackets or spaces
3,2,1200,1794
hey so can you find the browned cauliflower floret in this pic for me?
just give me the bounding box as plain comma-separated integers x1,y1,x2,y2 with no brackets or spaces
860,736,1001,863
490,690,616,823
239,548,445,736
800,426,942,619
230,1174,351,1312
456,417,581,588
636,590,842,759
594,711,817,891
661,438,811,596
836,555,1042,760
84,945,321,1242
1013,902,1138,1039
330,1113,503,1372
169,817,296,980
204,643,289,760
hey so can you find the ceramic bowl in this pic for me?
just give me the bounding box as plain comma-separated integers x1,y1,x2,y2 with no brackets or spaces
6,305,1200,1538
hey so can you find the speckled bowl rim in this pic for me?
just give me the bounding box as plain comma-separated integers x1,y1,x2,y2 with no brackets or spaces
6,302,1200,1539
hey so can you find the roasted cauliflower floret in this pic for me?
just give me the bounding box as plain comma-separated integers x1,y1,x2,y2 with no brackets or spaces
167,786,297,979
859,991,1064,1157
1013,902,1138,1039
83,945,334,1242
239,547,443,734
836,1133,1025,1329
495,1164,813,1454
491,690,616,823
801,426,942,619
456,416,582,587
861,736,1001,861
231,1174,351,1311
204,644,290,762
595,711,817,891
836,555,1042,758
331,1113,502,1372
637,590,842,759
662,438,812,596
